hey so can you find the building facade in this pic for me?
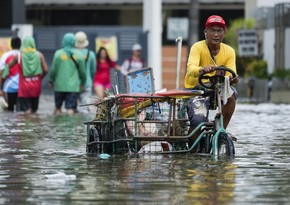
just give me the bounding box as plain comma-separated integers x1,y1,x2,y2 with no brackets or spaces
0,0,245,90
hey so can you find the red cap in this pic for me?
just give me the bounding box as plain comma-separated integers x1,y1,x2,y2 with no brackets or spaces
205,15,226,31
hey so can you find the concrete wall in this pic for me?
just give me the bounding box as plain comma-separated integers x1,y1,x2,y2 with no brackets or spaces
236,77,290,104
235,78,269,103
245,0,257,18
162,45,188,89
253,79,269,102
271,77,290,103
285,28,290,69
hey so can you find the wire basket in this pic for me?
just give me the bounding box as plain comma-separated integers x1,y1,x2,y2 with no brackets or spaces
86,94,190,154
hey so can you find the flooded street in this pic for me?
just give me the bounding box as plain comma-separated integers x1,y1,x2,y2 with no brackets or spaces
1,95,290,205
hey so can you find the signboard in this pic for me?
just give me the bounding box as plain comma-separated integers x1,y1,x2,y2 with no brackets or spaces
167,18,189,40
0,38,11,58
238,29,258,57
95,36,118,61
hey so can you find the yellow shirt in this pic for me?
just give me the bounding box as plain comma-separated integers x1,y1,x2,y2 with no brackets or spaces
184,40,236,88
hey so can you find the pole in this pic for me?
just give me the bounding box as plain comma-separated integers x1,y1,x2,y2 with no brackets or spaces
188,0,199,46
143,0,162,91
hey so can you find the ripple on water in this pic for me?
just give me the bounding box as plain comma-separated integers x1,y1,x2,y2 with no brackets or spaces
0,101,290,204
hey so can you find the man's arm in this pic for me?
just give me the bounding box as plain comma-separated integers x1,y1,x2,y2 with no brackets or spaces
39,52,48,78
224,47,239,84
184,45,204,88
0,52,10,70
186,45,204,78
0,70,4,95
78,57,86,85
0,55,5,95
120,59,130,75
49,54,57,84
224,47,237,74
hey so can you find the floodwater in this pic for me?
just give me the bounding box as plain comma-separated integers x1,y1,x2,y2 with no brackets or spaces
0,95,290,205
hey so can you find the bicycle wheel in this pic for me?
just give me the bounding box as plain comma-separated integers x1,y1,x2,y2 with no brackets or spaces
87,126,100,154
217,132,235,159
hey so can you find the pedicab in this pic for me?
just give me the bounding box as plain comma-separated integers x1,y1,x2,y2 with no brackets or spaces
84,66,236,159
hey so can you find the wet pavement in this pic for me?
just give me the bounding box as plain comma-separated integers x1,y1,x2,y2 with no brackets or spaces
0,95,290,204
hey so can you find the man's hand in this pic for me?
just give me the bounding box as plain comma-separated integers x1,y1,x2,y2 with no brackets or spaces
80,84,84,92
48,82,53,89
199,65,215,74
230,75,239,85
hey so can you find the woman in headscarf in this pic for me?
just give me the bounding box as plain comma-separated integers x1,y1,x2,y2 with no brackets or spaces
9,36,48,113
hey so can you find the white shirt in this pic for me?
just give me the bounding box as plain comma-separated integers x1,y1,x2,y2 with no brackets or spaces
121,58,144,75
0,50,20,70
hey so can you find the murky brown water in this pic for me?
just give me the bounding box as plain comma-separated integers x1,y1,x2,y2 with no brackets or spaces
0,95,290,205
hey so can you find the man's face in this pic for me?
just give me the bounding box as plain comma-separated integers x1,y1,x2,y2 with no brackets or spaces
205,25,225,45
133,50,141,57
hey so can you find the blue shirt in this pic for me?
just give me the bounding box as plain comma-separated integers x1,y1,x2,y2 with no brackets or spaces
3,74,19,93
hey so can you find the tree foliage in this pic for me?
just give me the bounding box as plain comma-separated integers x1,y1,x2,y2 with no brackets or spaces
225,18,256,54
224,18,268,78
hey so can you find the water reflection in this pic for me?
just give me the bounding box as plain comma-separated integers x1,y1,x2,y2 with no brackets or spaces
0,101,290,204
185,160,236,204
229,103,290,204
71,155,236,204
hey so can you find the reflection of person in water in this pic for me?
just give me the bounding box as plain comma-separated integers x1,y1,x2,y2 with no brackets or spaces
96,156,236,204
185,161,236,204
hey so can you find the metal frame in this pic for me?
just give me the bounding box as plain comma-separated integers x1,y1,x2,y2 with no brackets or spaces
125,67,155,94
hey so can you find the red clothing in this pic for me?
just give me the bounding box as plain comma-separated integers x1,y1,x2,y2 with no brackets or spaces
18,60,43,98
93,59,116,86
5,55,20,79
